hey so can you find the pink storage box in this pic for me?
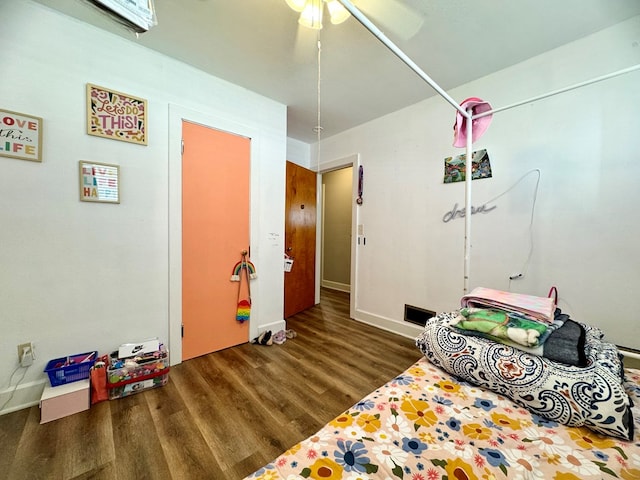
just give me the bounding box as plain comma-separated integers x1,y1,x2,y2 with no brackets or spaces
40,378,90,424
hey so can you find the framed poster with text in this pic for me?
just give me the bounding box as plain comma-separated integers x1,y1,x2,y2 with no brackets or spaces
0,109,43,162
79,161,120,203
86,83,147,145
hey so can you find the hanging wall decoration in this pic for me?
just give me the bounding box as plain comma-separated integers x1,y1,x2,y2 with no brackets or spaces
86,84,147,145
231,250,254,323
79,160,120,203
0,108,43,162
356,165,364,205
443,149,492,184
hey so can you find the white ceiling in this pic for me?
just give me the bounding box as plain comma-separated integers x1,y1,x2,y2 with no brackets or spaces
34,0,640,143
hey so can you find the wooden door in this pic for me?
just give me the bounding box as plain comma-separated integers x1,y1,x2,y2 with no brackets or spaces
284,161,317,318
182,121,250,361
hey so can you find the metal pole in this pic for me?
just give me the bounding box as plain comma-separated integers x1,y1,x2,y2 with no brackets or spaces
337,0,469,119
473,64,640,119
464,108,473,294
338,0,474,294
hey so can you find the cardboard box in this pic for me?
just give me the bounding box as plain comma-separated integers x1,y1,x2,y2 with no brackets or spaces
118,338,160,358
40,378,90,424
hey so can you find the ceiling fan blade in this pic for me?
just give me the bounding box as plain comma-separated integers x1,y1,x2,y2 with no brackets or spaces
356,0,424,41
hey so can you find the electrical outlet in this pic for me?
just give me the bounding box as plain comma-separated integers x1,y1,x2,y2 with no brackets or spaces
17,342,35,367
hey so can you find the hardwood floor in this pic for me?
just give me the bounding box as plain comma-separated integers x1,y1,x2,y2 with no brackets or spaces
0,289,423,479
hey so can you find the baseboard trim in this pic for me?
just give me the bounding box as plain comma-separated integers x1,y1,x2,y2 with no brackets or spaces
257,319,286,336
321,280,351,293
618,345,640,361
0,378,47,416
352,308,423,339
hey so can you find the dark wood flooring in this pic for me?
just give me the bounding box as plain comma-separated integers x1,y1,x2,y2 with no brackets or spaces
0,289,422,479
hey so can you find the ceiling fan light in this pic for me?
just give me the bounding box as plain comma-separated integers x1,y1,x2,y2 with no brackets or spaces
326,1,350,25
285,0,307,13
299,0,323,29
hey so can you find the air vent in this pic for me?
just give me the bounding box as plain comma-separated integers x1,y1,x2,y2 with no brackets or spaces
404,305,436,327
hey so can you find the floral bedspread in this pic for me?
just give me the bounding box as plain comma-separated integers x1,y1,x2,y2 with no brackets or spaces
245,358,640,480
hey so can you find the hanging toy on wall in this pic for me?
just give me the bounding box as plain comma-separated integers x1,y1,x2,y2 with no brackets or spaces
236,299,251,323
230,250,255,323
356,165,364,205
230,256,258,281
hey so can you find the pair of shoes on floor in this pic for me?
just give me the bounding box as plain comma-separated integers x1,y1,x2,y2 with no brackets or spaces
252,330,273,346
285,329,297,339
272,330,287,345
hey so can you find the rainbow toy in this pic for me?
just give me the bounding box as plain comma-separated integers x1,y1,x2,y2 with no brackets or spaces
230,260,257,281
233,252,253,323
236,299,251,323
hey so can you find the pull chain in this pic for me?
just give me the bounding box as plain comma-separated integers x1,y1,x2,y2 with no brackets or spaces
314,32,323,170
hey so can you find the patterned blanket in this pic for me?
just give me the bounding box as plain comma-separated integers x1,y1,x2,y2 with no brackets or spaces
245,356,640,480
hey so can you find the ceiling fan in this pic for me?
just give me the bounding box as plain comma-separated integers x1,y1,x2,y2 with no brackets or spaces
285,0,424,41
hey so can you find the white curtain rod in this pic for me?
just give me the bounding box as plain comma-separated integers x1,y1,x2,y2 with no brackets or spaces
337,0,638,295
337,0,469,119
339,0,640,124
473,64,640,119
338,0,474,292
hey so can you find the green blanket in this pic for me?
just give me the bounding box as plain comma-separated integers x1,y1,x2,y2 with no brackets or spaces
452,308,549,347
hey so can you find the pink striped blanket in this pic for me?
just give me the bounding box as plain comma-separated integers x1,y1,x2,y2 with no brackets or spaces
461,287,556,323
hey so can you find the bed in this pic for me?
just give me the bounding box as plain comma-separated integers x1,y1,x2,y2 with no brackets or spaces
245,314,640,480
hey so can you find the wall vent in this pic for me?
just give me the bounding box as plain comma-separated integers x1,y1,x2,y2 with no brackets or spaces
404,305,436,327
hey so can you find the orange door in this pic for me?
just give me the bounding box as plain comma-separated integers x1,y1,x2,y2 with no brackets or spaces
284,161,317,318
182,121,250,360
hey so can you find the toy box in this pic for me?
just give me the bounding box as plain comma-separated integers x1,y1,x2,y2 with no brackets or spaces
107,346,169,400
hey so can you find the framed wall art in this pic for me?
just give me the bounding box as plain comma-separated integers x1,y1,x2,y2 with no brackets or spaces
79,161,120,203
86,83,147,145
0,108,43,162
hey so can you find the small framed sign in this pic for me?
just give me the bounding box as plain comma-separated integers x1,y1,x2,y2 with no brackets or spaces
79,161,120,203
86,84,147,145
0,109,43,162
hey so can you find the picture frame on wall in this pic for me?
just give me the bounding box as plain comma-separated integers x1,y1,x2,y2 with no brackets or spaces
79,161,120,204
0,108,43,162
86,83,147,145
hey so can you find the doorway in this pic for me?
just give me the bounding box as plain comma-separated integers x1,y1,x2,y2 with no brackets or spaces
321,166,353,293
181,121,250,360
316,154,359,320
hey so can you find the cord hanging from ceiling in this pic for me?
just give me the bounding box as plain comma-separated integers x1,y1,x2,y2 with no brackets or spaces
313,31,323,171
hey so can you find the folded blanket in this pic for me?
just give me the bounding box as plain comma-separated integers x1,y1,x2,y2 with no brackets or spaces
461,286,556,323
452,308,550,347
542,318,587,366
456,308,587,367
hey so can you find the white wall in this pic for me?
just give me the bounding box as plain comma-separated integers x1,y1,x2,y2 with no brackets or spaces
317,16,640,348
286,137,311,167
0,1,286,413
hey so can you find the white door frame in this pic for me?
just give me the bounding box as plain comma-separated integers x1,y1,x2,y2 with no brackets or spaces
315,154,360,319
